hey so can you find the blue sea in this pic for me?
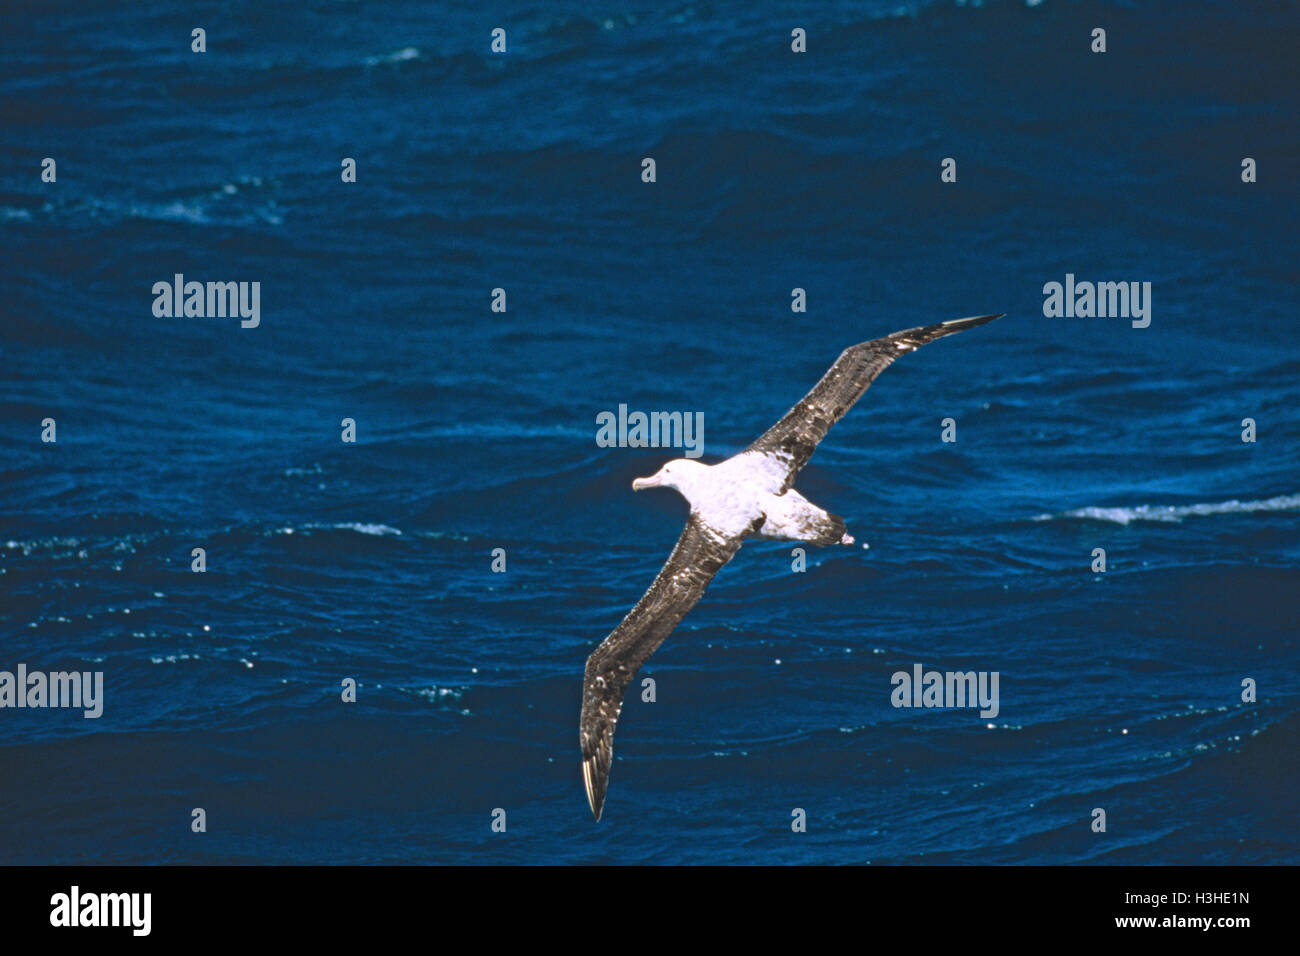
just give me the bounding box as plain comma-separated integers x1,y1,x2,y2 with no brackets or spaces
1,0,1297,864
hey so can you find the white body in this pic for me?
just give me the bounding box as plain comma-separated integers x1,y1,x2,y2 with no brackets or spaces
632,453,854,545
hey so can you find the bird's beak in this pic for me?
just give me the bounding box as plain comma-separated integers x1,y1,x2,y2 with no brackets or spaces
632,472,661,491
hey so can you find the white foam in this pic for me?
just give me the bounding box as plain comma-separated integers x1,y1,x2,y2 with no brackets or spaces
333,522,402,536
275,522,402,537
1036,493,1300,526
366,46,419,66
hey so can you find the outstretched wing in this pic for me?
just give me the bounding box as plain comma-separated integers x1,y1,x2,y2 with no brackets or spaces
745,313,1004,492
580,513,758,820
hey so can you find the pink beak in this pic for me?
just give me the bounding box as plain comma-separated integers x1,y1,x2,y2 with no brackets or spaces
631,472,662,491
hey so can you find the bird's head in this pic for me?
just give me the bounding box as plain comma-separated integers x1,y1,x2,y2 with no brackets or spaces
632,458,706,494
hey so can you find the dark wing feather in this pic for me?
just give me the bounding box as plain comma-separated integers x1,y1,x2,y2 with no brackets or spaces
580,513,758,820
745,313,1003,492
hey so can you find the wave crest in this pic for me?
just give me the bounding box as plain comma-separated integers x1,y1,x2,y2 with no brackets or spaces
1035,493,1300,526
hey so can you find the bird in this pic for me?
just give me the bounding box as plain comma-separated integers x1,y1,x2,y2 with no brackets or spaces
579,312,1004,820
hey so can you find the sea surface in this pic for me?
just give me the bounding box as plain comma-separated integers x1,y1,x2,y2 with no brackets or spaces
1,0,1297,864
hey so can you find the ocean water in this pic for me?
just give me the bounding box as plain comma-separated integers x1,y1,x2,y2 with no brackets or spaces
0,0,1297,864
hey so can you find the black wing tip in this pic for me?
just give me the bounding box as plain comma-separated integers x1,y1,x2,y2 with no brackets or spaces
874,312,1005,352
941,312,1005,329
582,755,606,821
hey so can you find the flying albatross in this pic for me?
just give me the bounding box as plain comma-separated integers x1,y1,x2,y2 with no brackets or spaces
580,312,1004,819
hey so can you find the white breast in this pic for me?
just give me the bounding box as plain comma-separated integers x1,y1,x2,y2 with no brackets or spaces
687,455,792,539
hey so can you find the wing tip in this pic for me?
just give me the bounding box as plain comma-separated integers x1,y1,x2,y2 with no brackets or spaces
582,755,606,821
942,312,1005,328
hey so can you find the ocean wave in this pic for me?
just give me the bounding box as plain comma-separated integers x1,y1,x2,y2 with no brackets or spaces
274,522,403,537
17,183,285,229
334,522,402,536
1035,493,1300,526
364,46,421,67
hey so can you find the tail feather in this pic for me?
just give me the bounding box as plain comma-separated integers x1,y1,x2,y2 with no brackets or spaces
812,512,846,547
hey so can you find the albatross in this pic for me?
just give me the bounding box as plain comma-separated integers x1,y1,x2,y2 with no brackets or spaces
580,312,1004,820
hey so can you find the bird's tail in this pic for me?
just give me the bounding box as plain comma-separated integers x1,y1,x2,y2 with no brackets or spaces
809,511,847,547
